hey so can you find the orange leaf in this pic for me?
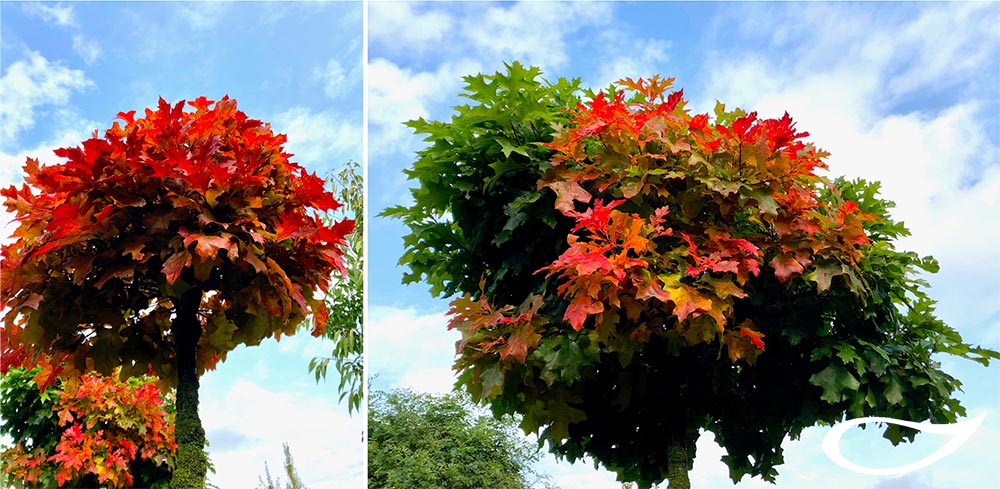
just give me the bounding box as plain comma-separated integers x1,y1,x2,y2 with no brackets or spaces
564,293,604,331
740,324,766,351
500,321,541,363
770,253,804,281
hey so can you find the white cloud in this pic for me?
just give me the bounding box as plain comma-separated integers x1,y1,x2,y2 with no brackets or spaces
22,2,76,27
397,366,456,394
368,58,483,159
272,107,362,170
461,1,611,69
370,2,455,51
368,304,461,392
0,51,93,144
201,379,364,488
703,4,1000,336
315,58,360,99
590,37,672,90
72,34,103,65
176,1,228,31
884,3,999,96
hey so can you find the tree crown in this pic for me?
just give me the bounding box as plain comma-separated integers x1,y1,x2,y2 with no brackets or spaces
1,96,355,389
385,63,999,487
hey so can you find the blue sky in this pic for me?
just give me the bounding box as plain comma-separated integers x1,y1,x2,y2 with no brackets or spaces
368,2,1000,488
3,1,999,488
1,1,363,487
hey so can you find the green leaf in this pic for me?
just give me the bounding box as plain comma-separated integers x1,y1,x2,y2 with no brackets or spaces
885,375,904,405
809,364,861,404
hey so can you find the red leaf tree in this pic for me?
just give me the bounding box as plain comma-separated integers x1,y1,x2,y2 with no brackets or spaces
1,96,354,487
1,367,175,488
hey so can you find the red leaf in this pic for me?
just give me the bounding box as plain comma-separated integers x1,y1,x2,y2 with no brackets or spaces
565,199,625,233
770,253,804,281
187,96,215,112
179,228,232,259
116,110,136,125
161,250,191,285
740,326,766,351
564,294,604,331
688,113,710,132
635,278,670,303
273,211,316,242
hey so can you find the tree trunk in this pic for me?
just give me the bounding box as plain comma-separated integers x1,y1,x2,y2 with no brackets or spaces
666,441,691,489
171,288,208,488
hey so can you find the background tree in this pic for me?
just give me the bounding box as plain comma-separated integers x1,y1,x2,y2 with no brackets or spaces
368,388,553,489
307,160,364,413
256,443,307,489
1,96,354,487
1,366,175,488
384,63,999,488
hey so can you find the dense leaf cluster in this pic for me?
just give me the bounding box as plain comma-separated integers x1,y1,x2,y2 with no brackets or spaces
368,389,551,489
385,63,999,487
1,367,174,488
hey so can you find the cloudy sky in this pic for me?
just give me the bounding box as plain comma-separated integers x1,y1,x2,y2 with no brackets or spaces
3,1,999,488
1,2,363,487
368,2,1000,488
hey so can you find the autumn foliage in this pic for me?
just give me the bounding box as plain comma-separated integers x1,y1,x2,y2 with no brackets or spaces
0,95,353,387
387,63,998,487
2,367,175,488
1,95,354,486
451,75,874,371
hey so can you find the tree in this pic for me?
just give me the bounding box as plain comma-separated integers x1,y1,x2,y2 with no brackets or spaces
256,443,307,489
368,388,553,489
1,366,175,488
1,96,354,487
383,63,1000,487
307,160,364,414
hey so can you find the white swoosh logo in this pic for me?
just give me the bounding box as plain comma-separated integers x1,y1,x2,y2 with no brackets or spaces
822,412,986,475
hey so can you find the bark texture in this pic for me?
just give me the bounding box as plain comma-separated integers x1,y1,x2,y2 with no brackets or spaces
170,289,207,488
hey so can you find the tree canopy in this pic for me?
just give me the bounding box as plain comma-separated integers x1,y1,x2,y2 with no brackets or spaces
1,367,175,488
383,62,999,487
1,96,355,486
368,388,552,489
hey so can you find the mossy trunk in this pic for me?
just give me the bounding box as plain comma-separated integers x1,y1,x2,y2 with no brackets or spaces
171,288,208,488
666,441,691,489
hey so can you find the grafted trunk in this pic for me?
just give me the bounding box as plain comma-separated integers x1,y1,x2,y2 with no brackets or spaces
666,441,691,489
171,288,208,488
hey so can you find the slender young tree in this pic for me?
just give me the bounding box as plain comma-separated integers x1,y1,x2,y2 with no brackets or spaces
307,160,364,414
1,96,354,487
384,63,999,487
